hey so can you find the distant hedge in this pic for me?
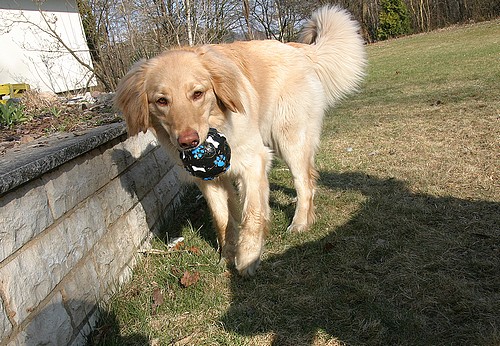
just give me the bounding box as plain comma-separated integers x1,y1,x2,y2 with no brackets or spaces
377,0,412,40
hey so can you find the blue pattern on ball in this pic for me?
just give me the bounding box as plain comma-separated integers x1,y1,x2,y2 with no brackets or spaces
191,146,206,159
214,155,226,167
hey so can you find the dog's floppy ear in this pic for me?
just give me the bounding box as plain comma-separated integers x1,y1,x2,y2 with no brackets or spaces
196,46,245,114
114,59,150,135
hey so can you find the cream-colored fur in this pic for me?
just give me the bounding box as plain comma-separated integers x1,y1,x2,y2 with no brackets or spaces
114,5,366,276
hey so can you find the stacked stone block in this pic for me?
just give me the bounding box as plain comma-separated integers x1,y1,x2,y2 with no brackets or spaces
0,126,182,345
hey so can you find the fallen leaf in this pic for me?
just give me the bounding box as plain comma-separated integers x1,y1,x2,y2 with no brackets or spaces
174,241,185,251
180,270,200,288
151,287,164,315
188,246,200,255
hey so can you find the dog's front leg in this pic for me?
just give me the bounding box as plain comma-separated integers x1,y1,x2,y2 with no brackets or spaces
196,177,240,264
234,151,271,276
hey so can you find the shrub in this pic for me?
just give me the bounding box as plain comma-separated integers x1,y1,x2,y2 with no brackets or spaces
377,0,412,40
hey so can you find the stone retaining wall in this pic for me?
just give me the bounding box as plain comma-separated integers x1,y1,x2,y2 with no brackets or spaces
0,123,182,345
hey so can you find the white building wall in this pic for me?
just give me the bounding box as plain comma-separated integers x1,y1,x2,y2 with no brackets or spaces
0,0,96,93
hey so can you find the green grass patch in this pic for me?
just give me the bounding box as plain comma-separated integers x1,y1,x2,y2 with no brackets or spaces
91,20,500,346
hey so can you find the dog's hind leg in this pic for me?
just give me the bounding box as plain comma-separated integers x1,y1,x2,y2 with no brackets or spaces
283,150,318,233
274,111,322,233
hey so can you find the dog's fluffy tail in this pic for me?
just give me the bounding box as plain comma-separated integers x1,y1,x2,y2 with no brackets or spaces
299,6,367,106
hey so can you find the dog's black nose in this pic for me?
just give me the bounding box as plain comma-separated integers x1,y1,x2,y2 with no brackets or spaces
178,129,200,149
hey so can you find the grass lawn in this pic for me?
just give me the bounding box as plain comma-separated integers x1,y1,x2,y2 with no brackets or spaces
90,20,500,346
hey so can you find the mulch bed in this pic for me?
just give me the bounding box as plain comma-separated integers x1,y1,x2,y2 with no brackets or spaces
0,93,123,155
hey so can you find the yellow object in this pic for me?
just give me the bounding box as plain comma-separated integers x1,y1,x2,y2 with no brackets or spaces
0,83,31,104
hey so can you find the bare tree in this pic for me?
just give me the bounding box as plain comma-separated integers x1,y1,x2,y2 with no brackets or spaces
246,0,316,41
9,0,497,92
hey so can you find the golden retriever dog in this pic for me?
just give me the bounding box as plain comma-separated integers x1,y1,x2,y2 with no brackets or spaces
115,6,366,276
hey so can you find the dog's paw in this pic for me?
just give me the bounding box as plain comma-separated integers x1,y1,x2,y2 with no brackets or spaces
234,243,263,276
286,223,310,233
235,256,261,277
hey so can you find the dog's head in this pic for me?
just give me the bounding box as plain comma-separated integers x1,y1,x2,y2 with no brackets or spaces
114,47,245,150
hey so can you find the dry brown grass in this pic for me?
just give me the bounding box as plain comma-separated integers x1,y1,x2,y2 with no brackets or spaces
21,89,62,115
322,101,498,200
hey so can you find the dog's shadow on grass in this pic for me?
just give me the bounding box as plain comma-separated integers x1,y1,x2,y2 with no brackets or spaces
221,171,500,345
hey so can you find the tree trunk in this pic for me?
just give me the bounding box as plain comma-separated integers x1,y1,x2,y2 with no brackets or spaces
185,0,194,46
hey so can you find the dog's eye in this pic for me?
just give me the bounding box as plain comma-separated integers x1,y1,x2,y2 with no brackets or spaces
193,91,204,100
156,97,169,106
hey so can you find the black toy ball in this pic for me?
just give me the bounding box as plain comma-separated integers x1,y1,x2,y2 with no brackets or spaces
179,128,231,180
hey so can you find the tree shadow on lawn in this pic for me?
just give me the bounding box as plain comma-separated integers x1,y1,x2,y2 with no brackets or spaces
221,171,500,345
